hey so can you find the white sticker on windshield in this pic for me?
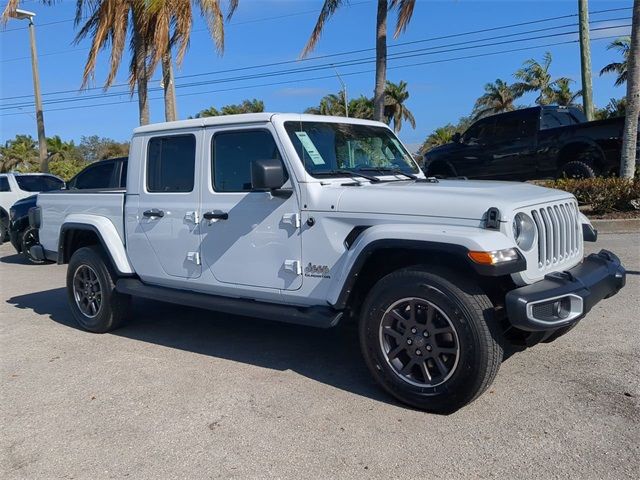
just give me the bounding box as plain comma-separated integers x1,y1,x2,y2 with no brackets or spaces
294,131,325,165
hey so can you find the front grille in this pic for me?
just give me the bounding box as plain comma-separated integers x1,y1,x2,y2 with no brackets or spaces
530,202,581,270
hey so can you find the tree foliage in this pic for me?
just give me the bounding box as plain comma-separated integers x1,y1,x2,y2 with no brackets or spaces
472,79,522,119
513,51,570,105
0,134,129,179
600,36,630,87
193,98,265,117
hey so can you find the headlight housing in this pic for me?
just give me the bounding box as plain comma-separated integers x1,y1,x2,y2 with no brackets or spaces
512,213,536,251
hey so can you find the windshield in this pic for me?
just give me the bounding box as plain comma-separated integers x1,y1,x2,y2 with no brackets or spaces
284,121,419,177
15,175,64,192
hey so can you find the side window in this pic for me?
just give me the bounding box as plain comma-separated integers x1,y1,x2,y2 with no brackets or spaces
0,177,10,192
463,119,494,144
71,161,116,189
147,135,196,193
212,130,285,192
493,117,524,142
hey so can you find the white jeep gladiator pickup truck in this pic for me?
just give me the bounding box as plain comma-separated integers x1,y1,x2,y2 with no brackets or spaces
31,113,626,412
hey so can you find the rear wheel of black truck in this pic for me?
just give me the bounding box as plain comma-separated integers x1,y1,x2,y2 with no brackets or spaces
66,246,131,333
359,267,504,413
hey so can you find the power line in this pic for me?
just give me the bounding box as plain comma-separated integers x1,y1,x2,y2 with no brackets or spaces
0,22,629,110
0,10,630,101
0,34,621,118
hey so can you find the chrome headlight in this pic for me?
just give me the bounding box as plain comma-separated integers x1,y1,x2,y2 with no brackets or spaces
512,213,536,251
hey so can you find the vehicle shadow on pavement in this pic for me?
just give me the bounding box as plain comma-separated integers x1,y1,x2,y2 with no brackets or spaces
0,253,39,267
7,288,398,407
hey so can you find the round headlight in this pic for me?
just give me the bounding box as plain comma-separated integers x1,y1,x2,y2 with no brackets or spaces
512,213,536,251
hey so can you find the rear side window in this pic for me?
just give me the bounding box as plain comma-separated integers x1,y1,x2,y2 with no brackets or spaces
147,135,196,193
212,130,284,192
0,177,9,192
70,161,116,189
15,175,64,192
119,160,128,188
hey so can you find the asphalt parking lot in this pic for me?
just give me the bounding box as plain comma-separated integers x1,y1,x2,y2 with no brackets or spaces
1,223,638,479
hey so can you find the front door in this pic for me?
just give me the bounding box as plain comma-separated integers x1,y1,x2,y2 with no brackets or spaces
199,126,302,291
127,132,202,281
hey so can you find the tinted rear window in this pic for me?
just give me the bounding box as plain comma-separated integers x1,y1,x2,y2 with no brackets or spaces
15,175,64,192
0,177,9,192
147,135,196,193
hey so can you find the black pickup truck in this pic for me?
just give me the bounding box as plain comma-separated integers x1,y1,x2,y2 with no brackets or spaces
423,106,634,180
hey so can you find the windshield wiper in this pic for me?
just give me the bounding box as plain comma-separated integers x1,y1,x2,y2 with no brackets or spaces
357,167,417,180
315,170,381,183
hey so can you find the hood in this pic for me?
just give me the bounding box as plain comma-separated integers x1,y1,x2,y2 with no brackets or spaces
336,180,574,221
425,142,459,156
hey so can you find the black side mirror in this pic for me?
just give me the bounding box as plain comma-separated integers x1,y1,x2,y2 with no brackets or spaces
452,132,461,143
251,158,287,190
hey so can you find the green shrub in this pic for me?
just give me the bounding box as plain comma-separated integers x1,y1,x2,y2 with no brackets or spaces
545,177,640,214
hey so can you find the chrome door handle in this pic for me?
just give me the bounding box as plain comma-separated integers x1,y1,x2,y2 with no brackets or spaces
143,209,164,218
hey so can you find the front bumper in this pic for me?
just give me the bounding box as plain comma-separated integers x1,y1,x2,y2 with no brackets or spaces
505,250,626,332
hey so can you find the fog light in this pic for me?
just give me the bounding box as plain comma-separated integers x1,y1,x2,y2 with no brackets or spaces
552,298,571,319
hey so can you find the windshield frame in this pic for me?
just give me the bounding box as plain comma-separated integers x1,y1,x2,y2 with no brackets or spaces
282,120,420,180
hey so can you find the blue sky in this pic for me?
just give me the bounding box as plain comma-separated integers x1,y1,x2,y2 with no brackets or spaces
0,0,632,151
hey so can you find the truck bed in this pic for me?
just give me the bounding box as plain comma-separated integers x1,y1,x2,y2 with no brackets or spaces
38,190,126,254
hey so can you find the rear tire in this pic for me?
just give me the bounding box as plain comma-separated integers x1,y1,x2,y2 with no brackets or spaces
359,267,503,413
66,246,131,333
21,227,45,264
0,214,8,243
558,152,599,179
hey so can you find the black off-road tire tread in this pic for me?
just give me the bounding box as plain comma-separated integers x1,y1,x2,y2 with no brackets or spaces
360,266,504,412
67,246,130,333
559,150,600,179
21,228,45,264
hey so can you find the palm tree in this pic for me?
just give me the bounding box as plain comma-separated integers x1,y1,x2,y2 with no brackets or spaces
383,80,415,133
348,96,374,120
472,79,522,119
3,1,238,125
146,0,239,121
419,125,457,154
594,97,627,119
513,51,570,105
305,91,348,116
0,135,38,173
301,0,417,122
550,78,582,107
599,36,630,87
45,136,77,164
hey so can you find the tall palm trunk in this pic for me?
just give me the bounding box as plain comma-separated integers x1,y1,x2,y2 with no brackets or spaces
620,0,639,178
162,37,178,122
373,0,387,122
133,10,150,126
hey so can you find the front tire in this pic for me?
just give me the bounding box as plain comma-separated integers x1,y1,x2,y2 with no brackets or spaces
21,227,45,264
66,246,130,333
359,267,503,413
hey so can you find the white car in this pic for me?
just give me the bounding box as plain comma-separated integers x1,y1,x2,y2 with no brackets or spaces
31,114,626,412
0,173,64,242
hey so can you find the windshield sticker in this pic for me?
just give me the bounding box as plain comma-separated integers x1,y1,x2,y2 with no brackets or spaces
294,131,325,165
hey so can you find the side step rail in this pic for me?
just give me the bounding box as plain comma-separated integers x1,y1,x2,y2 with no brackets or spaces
115,278,343,329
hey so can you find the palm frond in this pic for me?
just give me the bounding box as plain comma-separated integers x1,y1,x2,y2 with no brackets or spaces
390,0,416,38
301,0,346,58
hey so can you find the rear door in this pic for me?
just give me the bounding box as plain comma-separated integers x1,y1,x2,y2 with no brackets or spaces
128,132,202,280
482,112,537,180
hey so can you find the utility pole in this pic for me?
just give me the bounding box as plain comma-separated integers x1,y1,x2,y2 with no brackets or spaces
10,9,48,172
578,0,595,121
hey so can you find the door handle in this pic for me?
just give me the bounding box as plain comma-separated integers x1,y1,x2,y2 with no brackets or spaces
203,211,229,221
143,209,164,218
